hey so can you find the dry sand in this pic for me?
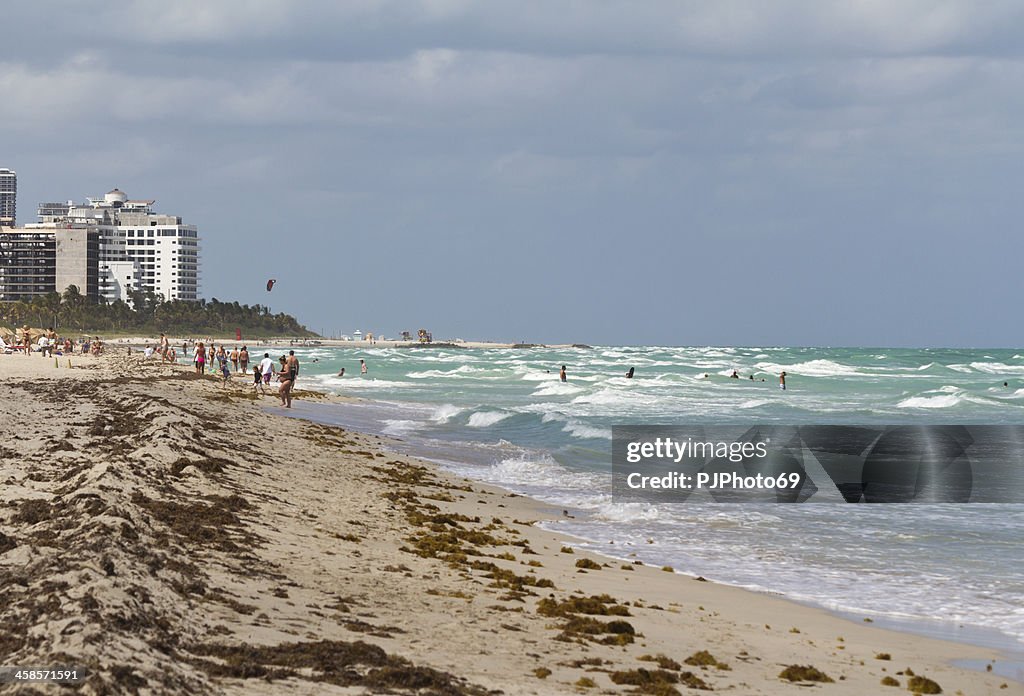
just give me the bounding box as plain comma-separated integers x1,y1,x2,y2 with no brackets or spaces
0,351,1018,695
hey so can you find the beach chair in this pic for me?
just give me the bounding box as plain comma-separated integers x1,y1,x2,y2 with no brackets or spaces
0,336,12,354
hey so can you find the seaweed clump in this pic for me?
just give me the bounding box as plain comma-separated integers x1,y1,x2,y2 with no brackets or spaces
881,676,900,687
778,665,834,683
906,675,942,694
188,639,488,694
575,558,602,570
611,667,712,693
557,616,636,646
537,595,630,618
638,655,681,671
684,650,731,671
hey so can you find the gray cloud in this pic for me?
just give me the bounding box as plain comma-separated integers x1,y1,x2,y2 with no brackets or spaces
2,1,1022,345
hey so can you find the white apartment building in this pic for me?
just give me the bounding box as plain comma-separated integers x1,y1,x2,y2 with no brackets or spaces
37,188,200,303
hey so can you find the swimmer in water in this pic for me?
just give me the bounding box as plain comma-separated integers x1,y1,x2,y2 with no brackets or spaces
779,371,787,390
625,367,635,378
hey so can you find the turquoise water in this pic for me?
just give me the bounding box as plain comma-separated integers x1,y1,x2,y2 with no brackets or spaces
257,345,1024,651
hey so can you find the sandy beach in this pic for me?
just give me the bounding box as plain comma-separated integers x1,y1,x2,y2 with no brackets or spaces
0,351,1018,695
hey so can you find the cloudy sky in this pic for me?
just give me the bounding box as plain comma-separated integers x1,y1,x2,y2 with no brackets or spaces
3,1,1023,346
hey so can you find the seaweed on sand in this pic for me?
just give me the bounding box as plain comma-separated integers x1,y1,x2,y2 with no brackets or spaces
188,639,490,695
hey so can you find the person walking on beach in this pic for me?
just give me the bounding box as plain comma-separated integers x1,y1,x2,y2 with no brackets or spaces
194,341,206,375
230,347,239,373
159,333,170,362
259,352,275,387
277,355,293,407
360,359,367,375
239,346,249,374
208,344,216,368
559,365,567,382
779,371,787,390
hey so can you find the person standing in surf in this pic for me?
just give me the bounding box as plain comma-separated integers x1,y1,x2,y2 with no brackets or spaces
239,346,249,374
779,371,787,390
360,359,367,375
559,365,567,382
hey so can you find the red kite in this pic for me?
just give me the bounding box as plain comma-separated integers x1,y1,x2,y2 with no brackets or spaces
266,279,276,292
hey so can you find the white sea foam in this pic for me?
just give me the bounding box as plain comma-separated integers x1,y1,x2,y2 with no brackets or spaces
467,411,512,428
431,404,463,423
897,393,964,409
533,382,585,396
408,366,479,378
969,361,1024,374
755,359,862,377
381,419,422,436
561,420,613,440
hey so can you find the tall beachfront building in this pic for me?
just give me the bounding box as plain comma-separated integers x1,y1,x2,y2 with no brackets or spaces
37,188,200,303
0,169,15,227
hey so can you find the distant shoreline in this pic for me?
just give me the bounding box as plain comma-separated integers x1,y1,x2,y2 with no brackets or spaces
96,335,593,350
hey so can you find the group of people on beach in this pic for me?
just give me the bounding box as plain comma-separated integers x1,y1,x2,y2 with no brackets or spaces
183,340,301,407
2,326,104,357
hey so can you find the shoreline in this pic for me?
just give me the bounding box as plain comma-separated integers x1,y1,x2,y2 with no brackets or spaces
275,394,1024,664
86,336,587,350
0,352,1019,694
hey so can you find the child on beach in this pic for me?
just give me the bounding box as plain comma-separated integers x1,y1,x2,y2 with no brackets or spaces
253,362,266,395
219,351,231,385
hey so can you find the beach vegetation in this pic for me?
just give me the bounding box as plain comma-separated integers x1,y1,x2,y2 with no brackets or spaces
778,665,834,683
0,288,315,337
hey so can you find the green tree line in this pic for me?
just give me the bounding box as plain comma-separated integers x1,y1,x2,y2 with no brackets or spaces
0,286,316,337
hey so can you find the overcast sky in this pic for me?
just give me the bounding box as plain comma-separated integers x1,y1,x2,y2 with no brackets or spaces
3,1,1023,346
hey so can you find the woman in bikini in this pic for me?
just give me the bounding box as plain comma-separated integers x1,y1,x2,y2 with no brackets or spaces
277,355,293,408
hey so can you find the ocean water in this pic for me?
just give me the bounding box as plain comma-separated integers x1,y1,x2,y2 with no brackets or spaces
263,345,1024,650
